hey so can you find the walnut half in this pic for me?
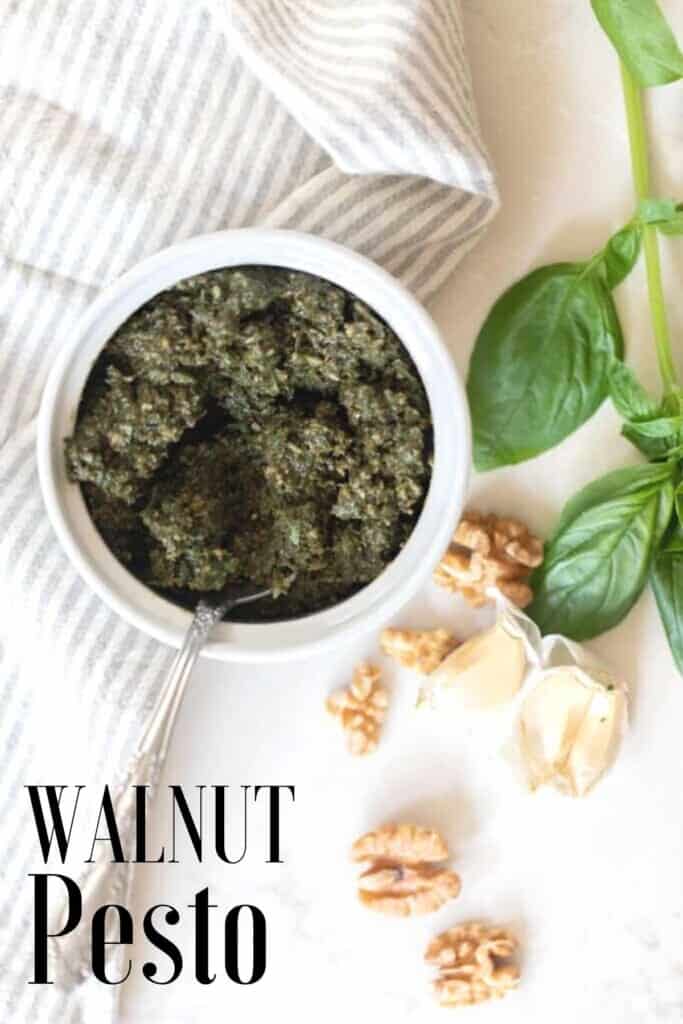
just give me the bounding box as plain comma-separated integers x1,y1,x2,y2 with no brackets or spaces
326,663,388,755
426,922,520,1007
380,627,458,674
351,824,461,917
434,511,543,609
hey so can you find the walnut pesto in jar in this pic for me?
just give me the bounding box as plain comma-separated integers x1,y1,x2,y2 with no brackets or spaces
65,267,433,620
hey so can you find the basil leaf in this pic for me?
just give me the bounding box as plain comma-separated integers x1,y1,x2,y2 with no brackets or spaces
592,0,683,87
638,197,680,223
661,388,683,416
623,415,683,438
676,482,683,528
651,523,683,674
661,521,683,553
658,215,683,236
638,198,683,234
608,363,682,458
608,360,659,420
554,461,674,531
622,421,679,458
468,264,624,471
600,223,642,288
529,462,675,639
622,419,683,460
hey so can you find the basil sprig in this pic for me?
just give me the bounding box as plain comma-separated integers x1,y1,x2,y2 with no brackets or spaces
466,1,683,673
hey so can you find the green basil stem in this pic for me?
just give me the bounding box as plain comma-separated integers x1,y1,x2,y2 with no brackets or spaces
620,61,679,397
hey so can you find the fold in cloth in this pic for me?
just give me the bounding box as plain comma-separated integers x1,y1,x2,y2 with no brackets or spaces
0,1,497,1020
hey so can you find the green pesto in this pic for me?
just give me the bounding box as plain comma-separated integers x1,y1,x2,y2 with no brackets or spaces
65,267,432,620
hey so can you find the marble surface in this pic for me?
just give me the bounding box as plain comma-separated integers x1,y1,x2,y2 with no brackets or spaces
121,3,683,1021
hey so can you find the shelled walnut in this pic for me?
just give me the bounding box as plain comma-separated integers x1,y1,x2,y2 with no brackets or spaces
380,627,458,674
426,922,520,1007
351,824,461,916
434,511,543,608
326,663,388,755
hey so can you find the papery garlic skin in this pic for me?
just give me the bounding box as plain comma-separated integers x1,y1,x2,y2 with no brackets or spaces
519,668,625,796
426,622,527,710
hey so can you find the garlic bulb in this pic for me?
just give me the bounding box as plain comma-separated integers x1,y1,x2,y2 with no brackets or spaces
423,621,527,710
519,667,625,796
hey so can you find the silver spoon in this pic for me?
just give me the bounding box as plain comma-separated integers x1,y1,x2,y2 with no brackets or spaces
150,586,273,770
48,586,271,985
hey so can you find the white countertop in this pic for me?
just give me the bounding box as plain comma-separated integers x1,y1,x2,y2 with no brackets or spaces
121,3,683,1020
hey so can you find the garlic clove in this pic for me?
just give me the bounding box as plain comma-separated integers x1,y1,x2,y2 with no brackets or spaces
519,668,626,796
519,671,593,790
565,685,626,796
428,622,527,710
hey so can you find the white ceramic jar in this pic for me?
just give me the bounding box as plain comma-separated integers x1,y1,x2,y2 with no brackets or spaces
37,229,470,662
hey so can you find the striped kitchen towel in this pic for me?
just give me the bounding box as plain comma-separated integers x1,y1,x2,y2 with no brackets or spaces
0,1,497,1020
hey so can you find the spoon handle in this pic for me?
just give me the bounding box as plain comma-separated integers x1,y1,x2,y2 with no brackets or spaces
48,600,223,986
139,600,225,764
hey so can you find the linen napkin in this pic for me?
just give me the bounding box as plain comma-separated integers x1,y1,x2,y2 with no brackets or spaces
0,1,497,1020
